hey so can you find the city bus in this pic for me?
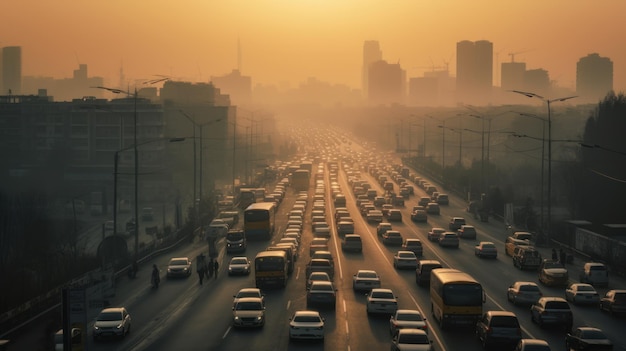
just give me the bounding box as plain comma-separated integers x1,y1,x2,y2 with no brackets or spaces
291,169,310,192
244,202,276,240
254,250,288,288
299,161,313,173
430,268,484,330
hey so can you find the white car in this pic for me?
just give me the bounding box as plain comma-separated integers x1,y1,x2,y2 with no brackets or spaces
232,297,265,328
353,270,381,291
389,310,428,336
289,310,325,341
92,307,131,340
228,256,251,276
233,288,264,308
391,328,432,351
166,257,192,278
565,283,600,305
306,271,331,290
393,251,418,269
367,288,398,315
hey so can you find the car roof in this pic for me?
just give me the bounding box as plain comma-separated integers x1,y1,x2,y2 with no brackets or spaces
519,339,549,346
235,297,264,304
310,281,334,287
397,328,427,336
486,310,517,317
237,288,261,293
170,257,190,261
293,310,321,317
371,288,393,293
100,307,125,313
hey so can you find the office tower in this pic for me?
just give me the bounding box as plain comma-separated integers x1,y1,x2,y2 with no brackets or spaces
456,40,493,104
2,46,22,95
362,41,382,97
368,60,406,105
577,53,613,102
524,69,550,96
501,62,526,91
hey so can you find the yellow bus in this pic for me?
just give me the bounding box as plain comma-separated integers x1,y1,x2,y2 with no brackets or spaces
255,250,288,288
244,202,276,240
430,268,484,330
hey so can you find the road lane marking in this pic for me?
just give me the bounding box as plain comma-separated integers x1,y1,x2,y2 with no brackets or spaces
222,326,231,339
286,300,291,310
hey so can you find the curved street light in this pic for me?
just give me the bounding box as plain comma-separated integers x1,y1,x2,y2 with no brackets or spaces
508,90,577,243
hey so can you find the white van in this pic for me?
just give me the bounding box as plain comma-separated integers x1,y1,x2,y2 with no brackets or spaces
579,262,609,287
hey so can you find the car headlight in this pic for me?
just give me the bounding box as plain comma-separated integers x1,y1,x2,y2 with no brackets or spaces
256,316,262,321
167,268,172,273
94,326,100,330
116,323,123,329
234,316,240,320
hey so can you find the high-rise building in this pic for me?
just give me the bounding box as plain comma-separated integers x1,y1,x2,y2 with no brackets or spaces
456,40,493,104
362,41,382,97
2,46,22,95
368,60,406,105
524,69,550,96
577,53,613,102
501,61,526,91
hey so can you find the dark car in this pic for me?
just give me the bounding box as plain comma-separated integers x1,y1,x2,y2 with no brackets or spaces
475,311,522,350
382,230,403,245
530,297,573,331
566,327,613,351
599,289,626,316
307,281,337,308
415,260,442,287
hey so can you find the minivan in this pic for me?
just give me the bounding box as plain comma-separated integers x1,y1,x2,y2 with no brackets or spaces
341,234,363,252
580,262,609,287
415,260,442,286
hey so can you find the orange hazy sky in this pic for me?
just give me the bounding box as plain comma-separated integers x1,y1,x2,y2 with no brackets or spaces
2,0,625,93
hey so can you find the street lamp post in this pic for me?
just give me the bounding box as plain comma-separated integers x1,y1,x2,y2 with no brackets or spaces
510,90,577,242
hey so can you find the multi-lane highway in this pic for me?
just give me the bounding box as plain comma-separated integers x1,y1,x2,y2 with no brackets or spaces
29,134,624,351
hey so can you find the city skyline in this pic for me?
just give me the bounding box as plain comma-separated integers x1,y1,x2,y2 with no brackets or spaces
1,1,625,93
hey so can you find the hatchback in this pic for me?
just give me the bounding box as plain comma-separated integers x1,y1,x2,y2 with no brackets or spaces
475,311,522,350
93,307,131,340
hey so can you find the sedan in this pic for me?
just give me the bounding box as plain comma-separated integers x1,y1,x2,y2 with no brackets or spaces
166,257,192,278
507,282,542,306
232,297,265,328
353,270,382,291
93,307,131,340
427,227,445,242
228,256,251,276
391,328,432,351
565,283,600,305
474,241,498,258
307,281,337,308
438,232,459,248
599,289,626,315
306,272,331,290
393,251,418,270
389,310,428,336
366,288,398,315
565,327,613,351
289,310,325,341
382,230,404,245
233,288,264,308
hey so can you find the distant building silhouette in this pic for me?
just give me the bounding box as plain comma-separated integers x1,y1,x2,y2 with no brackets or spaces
2,46,22,95
456,40,493,104
501,61,526,91
577,53,613,102
408,77,438,106
368,60,406,105
362,41,383,98
524,69,550,97
23,64,104,101
211,69,252,106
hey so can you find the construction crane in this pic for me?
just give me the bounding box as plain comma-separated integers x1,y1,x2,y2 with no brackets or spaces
508,50,532,63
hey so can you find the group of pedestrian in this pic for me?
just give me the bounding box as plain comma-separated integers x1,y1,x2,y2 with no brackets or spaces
551,248,568,265
196,253,219,285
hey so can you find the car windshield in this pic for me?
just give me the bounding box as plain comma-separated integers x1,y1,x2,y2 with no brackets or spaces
372,291,394,299
397,312,423,321
237,291,259,298
545,301,570,309
482,243,495,249
398,333,429,344
312,284,333,291
520,285,540,292
576,285,595,291
543,261,563,268
359,272,378,279
231,258,248,265
97,312,122,321
170,259,188,265
490,316,519,327
399,252,415,258
236,302,262,310
293,316,321,323
581,330,607,339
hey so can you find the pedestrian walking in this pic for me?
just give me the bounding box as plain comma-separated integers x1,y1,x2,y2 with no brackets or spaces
208,258,214,278
214,260,219,279
559,248,566,265
551,248,558,261
197,253,206,285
